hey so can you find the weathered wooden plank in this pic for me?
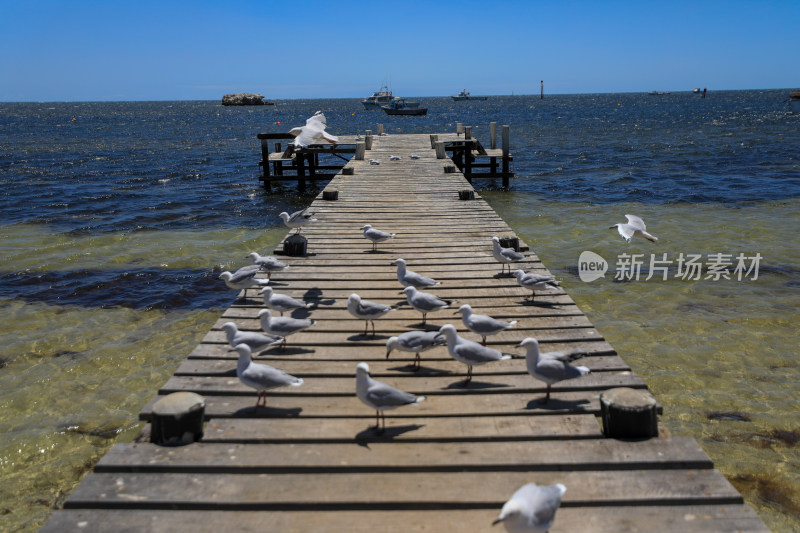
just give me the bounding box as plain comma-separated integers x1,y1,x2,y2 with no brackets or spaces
38,505,772,533
62,470,743,510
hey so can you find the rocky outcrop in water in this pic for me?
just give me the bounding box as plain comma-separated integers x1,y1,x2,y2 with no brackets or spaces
221,93,272,106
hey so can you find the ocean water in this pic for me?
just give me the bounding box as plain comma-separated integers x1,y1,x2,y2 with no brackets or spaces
1,91,798,531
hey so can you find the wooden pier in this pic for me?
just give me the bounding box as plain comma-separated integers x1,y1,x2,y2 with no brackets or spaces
42,131,768,532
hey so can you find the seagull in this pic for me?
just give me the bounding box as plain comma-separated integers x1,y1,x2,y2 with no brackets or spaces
437,324,511,385
234,344,303,411
517,337,590,403
288,111,338,149
369,159,381,165
513,269,559,301
218,269,270,294
401,286,452,325
386,330,445,371
355,362,425,434
493,482,567,532
389,155,401,160
610,214,658,243
454,304,517,345
347,293,395,337
361,224,395,251
260,287,311,316
392,258,440,289
279,207,317,234
246,252,289,280
258,309,315,349
410,154,421,159
221,322,283,353
492,236,525,275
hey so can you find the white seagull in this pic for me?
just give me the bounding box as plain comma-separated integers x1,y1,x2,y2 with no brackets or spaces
347,293,396,337
392,258,440,289
438,324,511,385
389,155,401,160
610,214,658,243
386,330,445,370
258,309,315,349
218,269,270,294
246,252,289,280
513,269,560,302
288,111,338,149
454,304,517,345
234,344,304,411
517,337,590,403
492,236,525,275
361,224,395,251
369,159,381,165
401,286,452,325
260,287,311,316
493,482,567,532
355,362,425,434
221,322,283,353
279,207,317,234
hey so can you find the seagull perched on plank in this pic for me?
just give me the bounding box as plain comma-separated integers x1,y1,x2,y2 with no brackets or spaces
386,330,445,371
347,293,396,337
513,269,559,302
492,236,525,275
361,224,395,251
260,287,311,316
218,268,269,296
610,214,658,243
234,344,303,411
356,362,425,434
288,111,338,149
438,324,511,385
246,252,289,280
221,322,283,353
279,207,317,234
392,258,440,289
258,309,315,349
517,337,590,404
454,304,517,345
402,286,452,325
493,482,567,532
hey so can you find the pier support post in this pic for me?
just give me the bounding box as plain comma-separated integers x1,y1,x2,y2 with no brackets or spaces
600,387,658,439
490,122,497,149
365,130,373,150
355,142,365,160
283,234,308,257
295,151,307,194
435,142,446,159
150,392,205,446
502,125,510,188
377,124,384,135
430,134,438,149
457,123,463,136
322,189,339,201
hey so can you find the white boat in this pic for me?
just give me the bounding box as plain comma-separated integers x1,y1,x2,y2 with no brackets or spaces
791,90,800,114
361,84,419,109
451,89,487,101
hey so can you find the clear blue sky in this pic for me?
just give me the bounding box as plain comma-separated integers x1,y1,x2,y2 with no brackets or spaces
2,0,798,101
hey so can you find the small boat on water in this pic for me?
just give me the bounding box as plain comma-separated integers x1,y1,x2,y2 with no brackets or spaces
361,84,419,109
381,99,427,116
451,89,487,101
648,90,671,95
790,90,800,114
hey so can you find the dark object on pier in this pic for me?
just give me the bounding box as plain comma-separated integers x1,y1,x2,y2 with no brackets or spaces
498,236,519,251
601,387,659,439
322,189,339,201
342,167,355,175
149,392,205,446
444,165,457,173
458,190,475,200
221,93,272,106
283,234,308,257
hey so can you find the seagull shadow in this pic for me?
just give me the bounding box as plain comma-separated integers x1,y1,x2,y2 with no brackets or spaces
364,249,394,254
406,322,443,331
234,406,303,417
523,397,591,411
266,281,290,287
257,346,316,356
289,308,313,319
348,333,392,342
444,380,513,390
387,363,452,374
493,272,514,279
303,288,336,307
355,424,425,447
520,299,561,309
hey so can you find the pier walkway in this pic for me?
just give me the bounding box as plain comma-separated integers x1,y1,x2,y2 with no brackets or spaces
43,132,768,531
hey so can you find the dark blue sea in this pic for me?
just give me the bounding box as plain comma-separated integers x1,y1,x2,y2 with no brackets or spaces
1,90,798,531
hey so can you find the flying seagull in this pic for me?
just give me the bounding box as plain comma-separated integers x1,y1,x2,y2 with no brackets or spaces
288,111,338,149
610,214,658,242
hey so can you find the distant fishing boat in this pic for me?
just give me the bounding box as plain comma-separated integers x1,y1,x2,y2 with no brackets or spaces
790,90,800,113
648,90,671,95
381,99,427,116
451,89,487,101
361,84,419,110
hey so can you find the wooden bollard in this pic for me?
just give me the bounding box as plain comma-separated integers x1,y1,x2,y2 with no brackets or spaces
429,134,438,149
435,142,446,159
283,234,308,257
150,392,205,446
322,189,338,201
377,124,384,135
444,165,456,173
498,236,519,251
342,167,354,175
458,190,475,200
464,126,472,140
600,387,658,439
456,122,463,136
490,122,497,149
355,142,365,160
365,130,373,150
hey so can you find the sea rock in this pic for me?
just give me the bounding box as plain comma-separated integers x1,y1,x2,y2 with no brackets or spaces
221,93,267,106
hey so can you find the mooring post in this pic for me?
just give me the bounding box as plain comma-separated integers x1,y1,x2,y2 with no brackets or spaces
283,234,308,257
502,125,510,188
430,134,438,149
296,150,306,194
490,122,497,149
355,142,365,160
150,392,206,446
377,124,384,135
457,123,463,136
600,387,659,439
365,130,373,150
260,138,270,182
463,128,473,182
435,142,446,159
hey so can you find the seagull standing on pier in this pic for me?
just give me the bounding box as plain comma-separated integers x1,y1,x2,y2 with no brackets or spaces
454,304,517,345
610,214,658,243
260,287,311,316
288,111,338,149
392,258,440,289
513,269,559,302
355,362,425,434
517,337,590,404
492,236,525,275
347,293,396,337
258,309,315,349
246,252,289,280
386,330,445,371
279,207,317,234
234,344,303,411
493,482,567,532
218,268,270,294
437,324,511,385
401,286,452,325
361,224,395,251
221,322,283,353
